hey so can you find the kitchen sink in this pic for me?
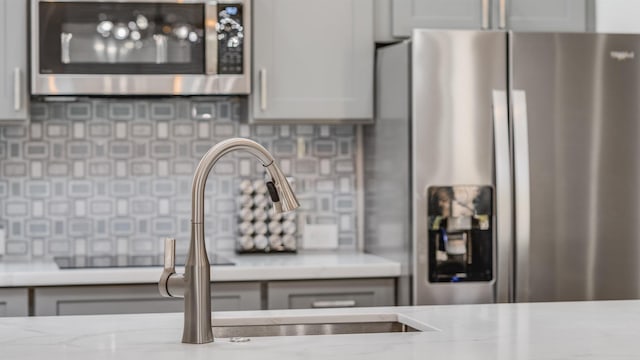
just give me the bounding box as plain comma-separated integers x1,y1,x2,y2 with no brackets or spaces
211,313,430,338
213,321,419,338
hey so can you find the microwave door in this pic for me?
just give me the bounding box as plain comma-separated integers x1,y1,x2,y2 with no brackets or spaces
37,2,206,75
31,0,251,95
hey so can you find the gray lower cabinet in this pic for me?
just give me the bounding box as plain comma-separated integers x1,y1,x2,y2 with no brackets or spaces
0,0,28,123
267,279,395,310
252,0,374,123
34,282,261,316
31,278,398,315
0,288,29,317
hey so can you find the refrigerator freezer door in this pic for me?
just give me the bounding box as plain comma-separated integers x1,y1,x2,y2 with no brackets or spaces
512,33,640,302
412,30,508,305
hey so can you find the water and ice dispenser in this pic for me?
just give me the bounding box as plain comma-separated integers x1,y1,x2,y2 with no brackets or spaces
427,186,493,282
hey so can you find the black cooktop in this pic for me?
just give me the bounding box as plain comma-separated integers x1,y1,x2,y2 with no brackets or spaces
54,254,234,269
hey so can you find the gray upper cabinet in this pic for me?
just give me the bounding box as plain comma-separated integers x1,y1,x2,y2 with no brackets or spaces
392,0,484,37
252,0,374,123
391,0,588,37
0,0,28,123
506,0,587,31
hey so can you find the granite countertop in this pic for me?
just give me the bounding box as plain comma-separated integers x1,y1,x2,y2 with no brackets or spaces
2,300,640,359
0,251,401,287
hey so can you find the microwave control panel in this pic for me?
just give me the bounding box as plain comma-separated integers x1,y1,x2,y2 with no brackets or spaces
217,4,244,75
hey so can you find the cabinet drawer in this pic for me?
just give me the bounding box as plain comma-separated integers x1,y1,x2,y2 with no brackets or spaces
267,279,395,310
0,288,29,317
34,282,261,316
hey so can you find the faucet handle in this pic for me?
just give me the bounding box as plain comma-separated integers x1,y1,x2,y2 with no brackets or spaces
163,237,176,273
159,237,176,297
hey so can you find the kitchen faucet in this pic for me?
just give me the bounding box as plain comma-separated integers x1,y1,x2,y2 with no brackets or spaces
158,138,300,344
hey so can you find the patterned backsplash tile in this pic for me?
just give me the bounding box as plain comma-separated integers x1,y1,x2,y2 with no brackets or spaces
0,97,357,258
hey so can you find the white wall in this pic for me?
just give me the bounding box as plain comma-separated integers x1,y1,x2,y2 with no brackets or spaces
596,0,640,33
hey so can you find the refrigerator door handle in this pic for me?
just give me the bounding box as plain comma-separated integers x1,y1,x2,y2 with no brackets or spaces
512,90,531,302
492,90,513,303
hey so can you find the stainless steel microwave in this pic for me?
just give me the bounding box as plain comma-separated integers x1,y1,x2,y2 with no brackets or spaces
31,0,250,96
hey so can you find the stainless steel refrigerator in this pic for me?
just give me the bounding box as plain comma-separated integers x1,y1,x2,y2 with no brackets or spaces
365,30,640,305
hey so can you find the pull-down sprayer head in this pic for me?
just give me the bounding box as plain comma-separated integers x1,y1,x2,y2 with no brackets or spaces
264,162,299,214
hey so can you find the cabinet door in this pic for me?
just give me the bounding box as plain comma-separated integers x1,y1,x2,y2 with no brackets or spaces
392,0,484,37
505,0,587,32
0,288,29,317
34,283,261,316
0,0,28,123
267,279,395,310
252,0,373,122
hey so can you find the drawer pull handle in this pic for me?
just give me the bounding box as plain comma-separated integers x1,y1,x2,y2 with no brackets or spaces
311,300,356,308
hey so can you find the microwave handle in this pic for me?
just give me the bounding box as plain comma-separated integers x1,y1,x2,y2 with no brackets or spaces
205,1,218,75
260,68,268,112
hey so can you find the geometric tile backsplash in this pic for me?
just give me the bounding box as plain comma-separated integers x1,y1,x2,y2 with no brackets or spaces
0,97,357,259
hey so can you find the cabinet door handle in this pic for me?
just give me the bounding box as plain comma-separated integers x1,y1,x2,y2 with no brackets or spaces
498,0,506,29
260,68,268,112
481,0,490,30
311,300,356,308
13,68,21,111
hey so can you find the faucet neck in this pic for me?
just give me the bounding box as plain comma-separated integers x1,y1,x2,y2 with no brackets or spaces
182,222,213,344
191,138,274,224
183,138,276,344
